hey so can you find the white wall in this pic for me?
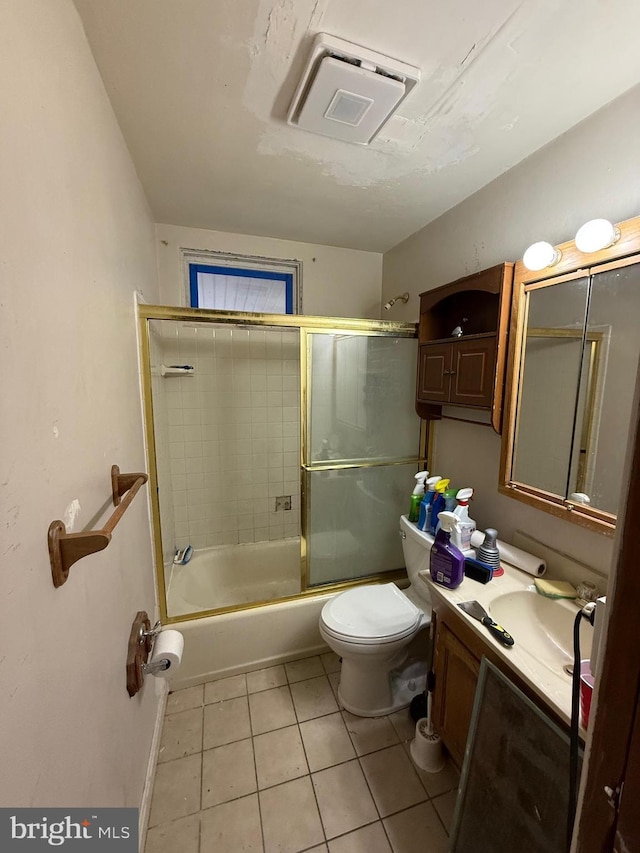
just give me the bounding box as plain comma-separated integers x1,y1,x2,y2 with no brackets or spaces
0,0,160,809
155,223,383,319
382,84,640,574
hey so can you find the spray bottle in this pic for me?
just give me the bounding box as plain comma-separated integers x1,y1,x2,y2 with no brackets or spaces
428,478,450,535
452,488,477,551
408,471,429,523
418,475,441,532
430,511,466,589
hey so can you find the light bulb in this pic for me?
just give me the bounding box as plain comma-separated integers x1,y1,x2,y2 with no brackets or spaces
575,219,621,253
522,241,562,272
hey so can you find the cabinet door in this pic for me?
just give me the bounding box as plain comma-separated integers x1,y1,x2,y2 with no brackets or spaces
449,336,497,407
417,343,451,403
432,621,481,767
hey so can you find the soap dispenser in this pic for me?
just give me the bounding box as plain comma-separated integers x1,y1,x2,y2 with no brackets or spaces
430,511,465,589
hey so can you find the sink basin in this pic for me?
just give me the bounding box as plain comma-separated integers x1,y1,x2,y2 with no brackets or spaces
490,590,593,674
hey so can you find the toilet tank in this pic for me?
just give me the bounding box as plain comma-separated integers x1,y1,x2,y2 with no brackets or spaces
400,515,434,585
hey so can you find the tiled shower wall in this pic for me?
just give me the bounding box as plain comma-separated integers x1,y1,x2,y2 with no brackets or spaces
158,324,300,552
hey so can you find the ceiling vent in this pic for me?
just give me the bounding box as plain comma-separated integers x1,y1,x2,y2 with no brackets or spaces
287,34,420,145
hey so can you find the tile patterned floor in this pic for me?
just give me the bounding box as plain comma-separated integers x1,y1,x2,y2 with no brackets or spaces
145,653,459,853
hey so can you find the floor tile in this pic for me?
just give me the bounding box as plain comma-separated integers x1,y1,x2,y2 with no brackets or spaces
285,656,324,683
202,738,256,809
387,709,416,743
320,652,341,674
254,724,308,789
249,684,296,735
246,664,287,694
203,695,251,749
360,745,426,818
260,776,324,853
328,672,340,700
145,813,200,853
300,713,356,772
383,802,449,853
200,793,263,852
204,673,247,704
405,744,460,797
328,821,392,853
342,711,399,756
158,707,203,763
291,676,339,722
432,789,458,833
312,759,378,840
148,753,201,826
305,847,329,852
166,685,203,715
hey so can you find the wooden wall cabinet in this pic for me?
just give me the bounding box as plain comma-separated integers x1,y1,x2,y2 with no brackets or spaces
416,263,513,433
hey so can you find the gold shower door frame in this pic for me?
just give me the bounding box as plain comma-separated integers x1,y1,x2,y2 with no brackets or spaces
138,305,427,625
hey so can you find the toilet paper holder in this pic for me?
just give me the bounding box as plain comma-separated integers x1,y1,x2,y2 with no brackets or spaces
126,610,162,697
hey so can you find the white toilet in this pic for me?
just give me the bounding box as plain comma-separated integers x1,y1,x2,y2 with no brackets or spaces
319,515,434,717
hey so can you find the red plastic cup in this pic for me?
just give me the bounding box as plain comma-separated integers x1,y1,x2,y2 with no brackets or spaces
580,660,595,728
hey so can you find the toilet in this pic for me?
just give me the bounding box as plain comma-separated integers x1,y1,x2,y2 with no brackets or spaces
319,514,434,717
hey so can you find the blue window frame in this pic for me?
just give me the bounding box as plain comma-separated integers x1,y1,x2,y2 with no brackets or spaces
189,263,295,314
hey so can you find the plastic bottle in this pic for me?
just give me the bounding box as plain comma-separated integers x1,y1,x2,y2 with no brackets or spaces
408,471,429,522
443,487,458,512
418,475,441,532
452,488,477,551
430,511,466,589
428,478,450,535
434,487,458,535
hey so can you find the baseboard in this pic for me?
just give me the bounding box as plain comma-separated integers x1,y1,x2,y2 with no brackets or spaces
169,643,330,691
138,683,168,852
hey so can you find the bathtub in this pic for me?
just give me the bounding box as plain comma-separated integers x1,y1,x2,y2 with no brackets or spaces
166,537,335,688
167,537,302,617
169,591,335,690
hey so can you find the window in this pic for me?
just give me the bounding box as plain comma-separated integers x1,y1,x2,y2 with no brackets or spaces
184,251,301,314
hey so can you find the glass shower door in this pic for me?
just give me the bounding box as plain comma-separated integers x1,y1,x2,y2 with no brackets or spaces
304,331,422,587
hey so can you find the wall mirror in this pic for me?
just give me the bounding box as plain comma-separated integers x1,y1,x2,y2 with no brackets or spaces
500,215,640,533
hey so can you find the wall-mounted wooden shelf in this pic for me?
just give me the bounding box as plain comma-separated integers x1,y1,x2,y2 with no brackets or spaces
416,263,514,433
48,464,148,588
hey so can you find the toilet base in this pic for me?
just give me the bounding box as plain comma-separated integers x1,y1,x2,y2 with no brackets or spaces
337,657,427,718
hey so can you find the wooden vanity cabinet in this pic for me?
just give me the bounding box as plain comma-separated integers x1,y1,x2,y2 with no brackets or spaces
416,262,513,432
430,600,567,769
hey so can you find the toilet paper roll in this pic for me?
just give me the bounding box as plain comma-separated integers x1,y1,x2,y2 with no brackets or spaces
470,531,546,577
150,630,184,676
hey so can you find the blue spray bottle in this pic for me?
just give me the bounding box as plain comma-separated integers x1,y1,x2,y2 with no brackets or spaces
418,475,441,532
429,478,450,535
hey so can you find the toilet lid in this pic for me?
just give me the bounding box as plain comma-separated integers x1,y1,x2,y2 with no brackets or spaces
321,583,423,643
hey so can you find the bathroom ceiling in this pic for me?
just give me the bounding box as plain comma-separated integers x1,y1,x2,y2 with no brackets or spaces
73,0,640,252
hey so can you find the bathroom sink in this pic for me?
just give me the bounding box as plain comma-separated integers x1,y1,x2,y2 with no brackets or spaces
490,590,593,674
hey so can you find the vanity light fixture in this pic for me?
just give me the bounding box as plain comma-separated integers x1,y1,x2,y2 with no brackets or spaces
522,241,562,272
575,218,621,254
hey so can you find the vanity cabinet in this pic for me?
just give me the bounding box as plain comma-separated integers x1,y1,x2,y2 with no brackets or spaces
416,263,513,433
431,618,481,767
431,600,567,768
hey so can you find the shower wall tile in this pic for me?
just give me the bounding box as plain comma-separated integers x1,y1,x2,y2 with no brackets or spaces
160,326,301,550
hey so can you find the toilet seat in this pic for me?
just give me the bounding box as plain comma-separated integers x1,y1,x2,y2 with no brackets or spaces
321,583,423,645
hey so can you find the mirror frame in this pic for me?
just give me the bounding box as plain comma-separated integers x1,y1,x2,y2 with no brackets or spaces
500,214,640,535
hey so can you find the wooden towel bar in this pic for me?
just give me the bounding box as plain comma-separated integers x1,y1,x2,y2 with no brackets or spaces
48,464,148,588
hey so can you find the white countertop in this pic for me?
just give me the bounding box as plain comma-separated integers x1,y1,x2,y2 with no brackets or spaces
417,563,588,733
